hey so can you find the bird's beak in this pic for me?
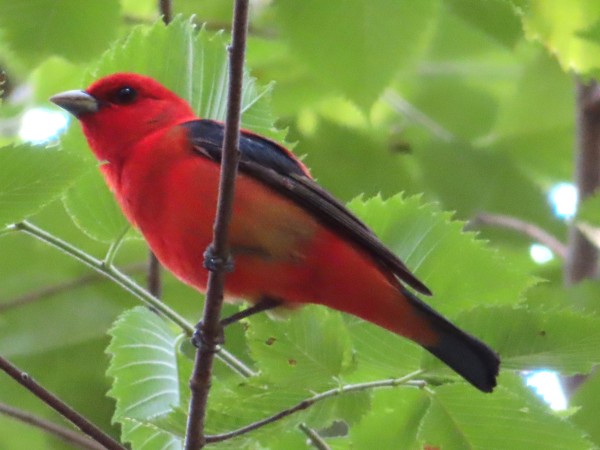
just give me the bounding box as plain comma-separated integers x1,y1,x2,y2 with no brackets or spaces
50,90,99,117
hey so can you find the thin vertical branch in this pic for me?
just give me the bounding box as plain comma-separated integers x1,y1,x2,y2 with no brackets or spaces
184,0,249,448
147,251,162,299
566,80,600,285
159,0,172,24
562,79,600,396
0,356,126,450
149,0,172,301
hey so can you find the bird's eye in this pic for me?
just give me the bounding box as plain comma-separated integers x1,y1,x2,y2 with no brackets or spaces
111,86,137,105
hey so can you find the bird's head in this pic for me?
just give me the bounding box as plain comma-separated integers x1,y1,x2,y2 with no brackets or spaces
51,73,196,163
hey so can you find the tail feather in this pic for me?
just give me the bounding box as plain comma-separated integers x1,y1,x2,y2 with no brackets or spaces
403,289,500,392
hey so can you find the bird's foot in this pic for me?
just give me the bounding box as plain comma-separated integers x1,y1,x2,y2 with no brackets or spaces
203,245,234,272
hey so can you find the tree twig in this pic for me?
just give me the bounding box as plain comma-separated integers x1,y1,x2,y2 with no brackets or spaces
184,1,249,448
205,371,426,443
159,0,172,24
150,0,171,304
0,356,125,450
299,423,330,450
0,402,106,450
11,221,191,332
8,221,254,378
0,262,145,313
470,212,568,260
147,251,162,299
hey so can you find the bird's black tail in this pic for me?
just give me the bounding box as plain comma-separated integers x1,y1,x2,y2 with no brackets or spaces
403,288,500,392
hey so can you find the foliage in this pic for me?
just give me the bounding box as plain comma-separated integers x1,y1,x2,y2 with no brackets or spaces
1,1,600,449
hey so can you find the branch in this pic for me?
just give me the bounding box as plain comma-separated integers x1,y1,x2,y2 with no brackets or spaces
205,371,426,444
11,221,191,332
470,212,568,260
147,251,162,299
566,80,600,284
0,262,145,313
159,0,172,24
0,402,105,450
0,356,125,450
184,1,249,448
298,423,330,450
151,0,171,302
8,221,254,378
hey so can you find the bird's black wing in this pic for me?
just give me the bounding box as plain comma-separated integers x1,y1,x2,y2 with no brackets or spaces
182,119,432,296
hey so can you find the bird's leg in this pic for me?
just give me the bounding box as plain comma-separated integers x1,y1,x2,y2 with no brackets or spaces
220,297,282,327
192,297,282,349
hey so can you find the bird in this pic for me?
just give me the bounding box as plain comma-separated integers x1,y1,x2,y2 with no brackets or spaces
51,73,499,392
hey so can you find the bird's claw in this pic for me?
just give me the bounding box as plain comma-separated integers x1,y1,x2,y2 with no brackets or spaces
192,322,225,351
203,245,234,273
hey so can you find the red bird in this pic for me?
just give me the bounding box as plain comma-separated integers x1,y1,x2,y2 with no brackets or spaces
51,73,499,392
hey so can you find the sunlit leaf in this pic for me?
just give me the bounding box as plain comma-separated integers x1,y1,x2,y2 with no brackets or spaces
419,377,592,450
520,0,600,75
348,194,533,316
246,306,354,390
453,306,600,375
107,307,184,447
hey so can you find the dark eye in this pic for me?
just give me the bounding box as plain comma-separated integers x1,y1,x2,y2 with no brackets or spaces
112,86,137,105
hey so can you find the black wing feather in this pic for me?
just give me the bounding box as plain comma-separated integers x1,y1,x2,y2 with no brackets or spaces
182,119,432,296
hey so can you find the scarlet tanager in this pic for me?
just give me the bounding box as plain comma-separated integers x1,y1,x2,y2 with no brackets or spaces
51,73,499,392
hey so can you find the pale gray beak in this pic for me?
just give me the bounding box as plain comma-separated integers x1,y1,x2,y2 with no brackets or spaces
50,90,99,117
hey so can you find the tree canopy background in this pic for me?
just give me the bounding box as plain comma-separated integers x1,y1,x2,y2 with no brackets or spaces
1,1,600,449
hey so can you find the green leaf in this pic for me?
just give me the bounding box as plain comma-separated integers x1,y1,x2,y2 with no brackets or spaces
577,19,600,45
30,56,84,104
445,0,524,48
571,371,600,447
0,144,83,228
0,337,121,448
200,307,368,444
107,307,184,447
491,49,574,182
0,0,120,66
341,195,531,382
350,388,429,449
405,79,499,141
418,377,592,450
63,169,129,243
88,16,283,141
207,375,367,447
454,306,600,375
415,140,562,239
206,377,308,443
520,0,600,75
275,0,437,108
297,119,414,201
61,17,285,243
348,194,532,316
344,315,423,381
120,419,182,450
577,192,600,225
246,306,354,390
